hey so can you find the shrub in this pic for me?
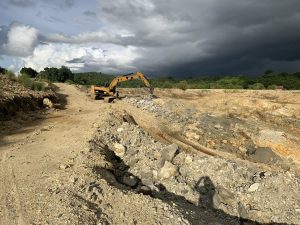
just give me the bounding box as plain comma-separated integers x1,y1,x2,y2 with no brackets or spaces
161,81,173,88
31,81,45,91
267,85,277,90
65,79,75,84
18,73,33,89
4,70,16,80
176,80,189,90
248,83,265,90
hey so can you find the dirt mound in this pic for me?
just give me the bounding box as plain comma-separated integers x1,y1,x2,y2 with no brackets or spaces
0,76,57,120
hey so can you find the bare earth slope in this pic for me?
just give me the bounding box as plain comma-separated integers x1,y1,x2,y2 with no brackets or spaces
0,84,299,225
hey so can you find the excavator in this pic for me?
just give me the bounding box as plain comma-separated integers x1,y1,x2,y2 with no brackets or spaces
91,72,153,101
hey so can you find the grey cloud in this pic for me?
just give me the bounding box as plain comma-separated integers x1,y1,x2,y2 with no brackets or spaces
64,0,75,8
8,0,35,7
94,0,300,75
83,10,96,18
66,56,86,64
2,0,300,75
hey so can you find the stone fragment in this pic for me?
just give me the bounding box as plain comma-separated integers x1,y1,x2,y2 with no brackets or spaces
214,124,223,129
123,175,138,187
248,183,259,192
114,143,126,157
161,143,179,163
59,164,69,170
185,132,200,141
185,155,193,164
159,161,178,179
43,98,53,108
117,127,123,132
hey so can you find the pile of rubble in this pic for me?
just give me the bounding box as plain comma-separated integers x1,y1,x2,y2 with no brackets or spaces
92,112,300,224
124,96,300,169
0,76,57,120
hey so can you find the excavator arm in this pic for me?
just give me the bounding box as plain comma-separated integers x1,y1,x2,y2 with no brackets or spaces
91,72,153,100
108,72,153,94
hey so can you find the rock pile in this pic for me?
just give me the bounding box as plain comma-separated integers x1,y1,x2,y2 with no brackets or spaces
94,112,300,224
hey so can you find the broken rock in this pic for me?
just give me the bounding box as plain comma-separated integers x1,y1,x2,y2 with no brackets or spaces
43,98,53,108
123,175,138,187
159,161,178,180
248,183,260,192
114,143,126,157
161,143,179,163
185,132,200,141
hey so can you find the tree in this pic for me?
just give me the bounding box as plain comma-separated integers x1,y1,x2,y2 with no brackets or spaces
20,67,38,78
0,66,7,74
57,66,73,82
39,66,74,82
264,69,273,75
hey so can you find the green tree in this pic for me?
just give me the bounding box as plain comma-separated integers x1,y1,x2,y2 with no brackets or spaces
20,67,38,78
57,66,73,82
39,66,73,82
0,66,7,74
264,69,273,75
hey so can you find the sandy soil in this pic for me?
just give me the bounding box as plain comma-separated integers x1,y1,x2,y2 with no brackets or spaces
0,84,104,224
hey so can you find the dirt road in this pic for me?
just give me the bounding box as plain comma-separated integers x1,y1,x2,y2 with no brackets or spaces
0,84,103,224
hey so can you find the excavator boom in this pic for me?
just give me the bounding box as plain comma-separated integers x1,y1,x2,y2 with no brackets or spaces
91,72,153,100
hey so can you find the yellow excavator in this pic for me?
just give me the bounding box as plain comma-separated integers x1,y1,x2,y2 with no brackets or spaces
91,72,153,101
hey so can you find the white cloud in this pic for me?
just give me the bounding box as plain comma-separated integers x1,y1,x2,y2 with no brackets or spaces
2,23,39,57
23,43,139,73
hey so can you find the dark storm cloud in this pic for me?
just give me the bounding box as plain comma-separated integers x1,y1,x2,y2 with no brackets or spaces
95,0,300,75
1,0,300,75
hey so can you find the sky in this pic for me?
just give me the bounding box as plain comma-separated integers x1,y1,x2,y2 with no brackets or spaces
1,0,300,76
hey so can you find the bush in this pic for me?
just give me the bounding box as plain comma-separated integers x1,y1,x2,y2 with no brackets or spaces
65,79,75,84
176,80,189,90
4,70,16,80
248,83,265,90
267,85,277,90
31,81,45,91
18,74,47,91
18,73,32,88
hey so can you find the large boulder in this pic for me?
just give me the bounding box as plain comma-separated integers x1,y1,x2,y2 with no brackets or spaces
43,98,53,108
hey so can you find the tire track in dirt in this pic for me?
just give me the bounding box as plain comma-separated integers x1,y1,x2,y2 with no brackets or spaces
0,150,26,225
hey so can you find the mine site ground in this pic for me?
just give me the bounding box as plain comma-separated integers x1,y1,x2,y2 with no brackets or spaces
0,83,300,225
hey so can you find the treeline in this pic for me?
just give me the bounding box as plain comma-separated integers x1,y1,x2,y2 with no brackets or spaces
151,71,300,90
1,66,300,90
69,69,300,90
